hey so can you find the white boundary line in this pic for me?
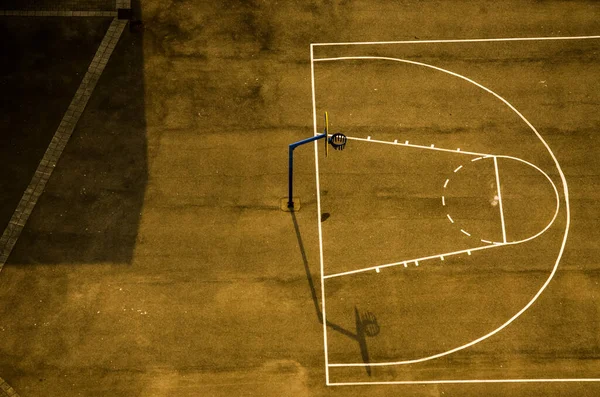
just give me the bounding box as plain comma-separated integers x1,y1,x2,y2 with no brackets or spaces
312,50,572,383
330,378,600,386
312,35,600,47
323,243,497,279
494,156,508,243
345,136,495,157
310,44,330,385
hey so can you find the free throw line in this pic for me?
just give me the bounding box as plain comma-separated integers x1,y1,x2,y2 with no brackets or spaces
328,378,600,386
494,156,508,243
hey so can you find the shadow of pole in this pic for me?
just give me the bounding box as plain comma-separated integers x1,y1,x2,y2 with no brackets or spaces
290,211,374,376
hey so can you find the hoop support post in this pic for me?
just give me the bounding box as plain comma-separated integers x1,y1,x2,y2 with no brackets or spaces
288,132,328,209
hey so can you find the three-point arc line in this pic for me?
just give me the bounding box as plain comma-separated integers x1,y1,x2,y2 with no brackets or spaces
312,51,571,380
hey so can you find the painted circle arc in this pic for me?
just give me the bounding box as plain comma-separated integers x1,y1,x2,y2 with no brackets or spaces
315,56,571,367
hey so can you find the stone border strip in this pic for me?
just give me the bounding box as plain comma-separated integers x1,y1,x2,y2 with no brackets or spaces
0,377,19,397
0,18,128,269
0,0,130,16
0,10,117,16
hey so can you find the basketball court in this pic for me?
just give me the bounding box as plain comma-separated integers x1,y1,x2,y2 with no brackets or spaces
1,1,600,396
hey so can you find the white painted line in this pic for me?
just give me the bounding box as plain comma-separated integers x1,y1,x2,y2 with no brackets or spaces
415,261,419,267
367,136,371,140
481,239,492,244
344,136,495,158
312,35,600,47
460,229,471,237
440,256,445,261
323,244,502,279
430,144,435,148
394,139,398,143
444,179,449,188
494,156,508,244
457,148,461,151
376,267,380,273
472,157,482,162
310,44,330,385
327,379,600,386
454,165,463,173
447,214,454,223
442,196,445,206
0,18,127,268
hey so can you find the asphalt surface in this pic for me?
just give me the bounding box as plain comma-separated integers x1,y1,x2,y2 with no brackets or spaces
1,1,600,396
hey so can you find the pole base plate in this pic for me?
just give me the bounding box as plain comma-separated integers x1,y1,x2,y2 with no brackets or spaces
280,198,301,212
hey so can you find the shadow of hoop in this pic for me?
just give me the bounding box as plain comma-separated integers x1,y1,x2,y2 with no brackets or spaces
290,211,379,376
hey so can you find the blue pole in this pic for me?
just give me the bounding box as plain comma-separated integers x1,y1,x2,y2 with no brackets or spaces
288,144,294,208
288,132,328,209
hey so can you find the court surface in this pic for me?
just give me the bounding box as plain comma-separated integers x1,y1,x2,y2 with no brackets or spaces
1,1,600,396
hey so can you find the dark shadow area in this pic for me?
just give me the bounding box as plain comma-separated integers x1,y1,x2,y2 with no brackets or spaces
0,0,114,11
3,3,147,264
0,17,113,233
291,211,378,375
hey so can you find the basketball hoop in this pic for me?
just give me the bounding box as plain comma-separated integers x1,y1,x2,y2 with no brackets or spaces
329,133,347,151
284,112,348,211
